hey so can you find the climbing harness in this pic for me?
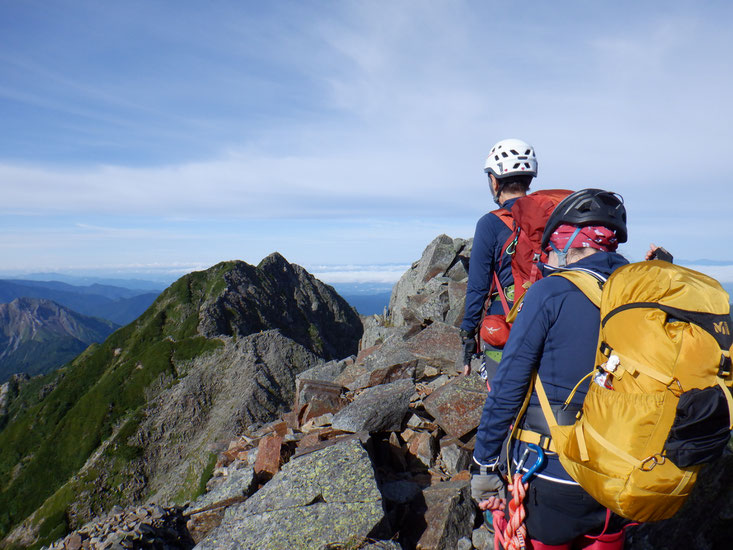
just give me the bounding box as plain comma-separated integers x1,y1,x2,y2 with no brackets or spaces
490,444,546,550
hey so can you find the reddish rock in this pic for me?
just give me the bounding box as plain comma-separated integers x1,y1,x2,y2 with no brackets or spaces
356,344,381,363
423,374,486,439
407,431,437,468
334,363,371,388
405,322,462,372
253,434,284,479
187,509,226,544
282,403,307,429
296,380,345,412
64,533,82,550
349,360,418,391
451,470,471,482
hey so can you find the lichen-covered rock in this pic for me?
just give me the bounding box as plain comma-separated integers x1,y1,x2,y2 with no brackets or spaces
186,467,255,513
332,379,415,433
423,374,487,439
196,439,385,550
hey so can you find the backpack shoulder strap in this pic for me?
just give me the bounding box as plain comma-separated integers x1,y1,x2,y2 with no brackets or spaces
549,269,604,308
490,208,514,231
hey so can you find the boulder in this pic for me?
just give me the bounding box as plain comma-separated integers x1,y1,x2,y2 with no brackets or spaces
296,357,354,384
295,379,346,419
439,439,472,476
186,467,255,513
404,322,462,373
347,360,417,392
389,236,470,327
423,374,487,439
332,379,415,433
196,439,386,550
416,481,475,550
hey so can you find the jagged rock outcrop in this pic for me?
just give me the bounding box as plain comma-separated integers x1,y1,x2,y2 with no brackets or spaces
197,254,362,360
388,235,471,329
0,297,118,381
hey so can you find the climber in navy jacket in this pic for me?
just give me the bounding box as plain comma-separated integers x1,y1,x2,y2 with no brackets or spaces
470,189,630,548
460,138,539,374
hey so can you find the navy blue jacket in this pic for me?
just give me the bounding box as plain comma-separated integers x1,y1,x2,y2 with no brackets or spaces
473,251,629,483
460,198,517,333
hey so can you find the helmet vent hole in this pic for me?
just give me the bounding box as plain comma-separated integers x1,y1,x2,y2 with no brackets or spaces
513,163,520,169
495,155,500,161
501,152,509,158
525,149,531,155
510,149,519,155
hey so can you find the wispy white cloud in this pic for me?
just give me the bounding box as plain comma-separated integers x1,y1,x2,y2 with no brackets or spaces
1,1,732,271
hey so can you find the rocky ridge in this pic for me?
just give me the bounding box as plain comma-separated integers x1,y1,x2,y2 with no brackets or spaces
36,235,733,549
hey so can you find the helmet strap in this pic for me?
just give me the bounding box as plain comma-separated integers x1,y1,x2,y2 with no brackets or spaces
549,227,582,267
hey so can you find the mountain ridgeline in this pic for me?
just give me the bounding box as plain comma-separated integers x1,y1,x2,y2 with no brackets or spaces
0,280,160,326
0,298,118,382
0,254,362,549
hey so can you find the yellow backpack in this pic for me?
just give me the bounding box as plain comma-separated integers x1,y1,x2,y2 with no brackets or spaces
524,260,733,522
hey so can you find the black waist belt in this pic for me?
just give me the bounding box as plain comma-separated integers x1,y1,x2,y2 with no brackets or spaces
522,404,582,437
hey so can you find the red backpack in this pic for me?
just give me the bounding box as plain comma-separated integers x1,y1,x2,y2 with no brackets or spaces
480,189,572,347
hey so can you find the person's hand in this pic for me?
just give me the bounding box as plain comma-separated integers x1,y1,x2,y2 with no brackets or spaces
470,466,506,508
478,495,506,512
646,243,674,263
461,330,477,376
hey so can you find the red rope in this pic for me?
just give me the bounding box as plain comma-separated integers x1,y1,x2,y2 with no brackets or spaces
493,473,529,550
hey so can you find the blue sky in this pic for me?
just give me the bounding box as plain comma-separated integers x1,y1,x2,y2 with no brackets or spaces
1,1,732,285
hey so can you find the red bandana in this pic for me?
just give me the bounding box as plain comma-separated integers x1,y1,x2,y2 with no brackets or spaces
548,224,619,252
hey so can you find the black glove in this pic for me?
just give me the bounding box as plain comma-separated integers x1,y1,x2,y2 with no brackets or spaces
461,329,477,366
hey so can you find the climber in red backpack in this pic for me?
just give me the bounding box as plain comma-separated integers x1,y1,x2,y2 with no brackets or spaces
460,138,570,383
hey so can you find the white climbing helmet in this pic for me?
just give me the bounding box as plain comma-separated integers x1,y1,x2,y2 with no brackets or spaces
484,138,538,179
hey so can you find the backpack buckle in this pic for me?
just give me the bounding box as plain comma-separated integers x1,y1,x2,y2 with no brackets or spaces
719,354,732,378
600,342,613,358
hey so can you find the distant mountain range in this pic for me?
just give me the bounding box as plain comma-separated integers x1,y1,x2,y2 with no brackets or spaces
0,279,161,325
0,298,118,382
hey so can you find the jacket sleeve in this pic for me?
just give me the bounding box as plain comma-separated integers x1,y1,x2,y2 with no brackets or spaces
461,214,497,333
473,281,553,465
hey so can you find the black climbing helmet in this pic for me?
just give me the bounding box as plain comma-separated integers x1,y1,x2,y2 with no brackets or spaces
541,188,628,249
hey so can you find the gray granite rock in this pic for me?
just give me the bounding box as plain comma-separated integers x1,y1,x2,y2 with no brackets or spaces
296,358,353,383
196,439,385,550
472,526,493,550
332,379,415,433
185,467,255,513
389,235,467,327
415,481,475,550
